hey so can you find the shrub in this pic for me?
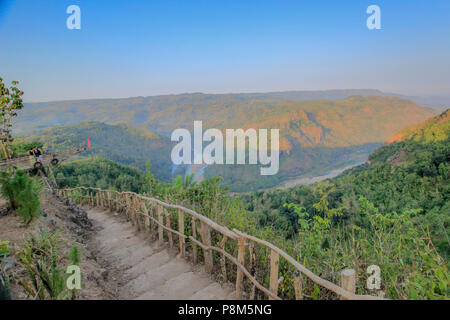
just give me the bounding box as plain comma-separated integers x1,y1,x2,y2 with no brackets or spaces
0,241,9,262
0,169,42,225
16,177,42,225
15,229,81,300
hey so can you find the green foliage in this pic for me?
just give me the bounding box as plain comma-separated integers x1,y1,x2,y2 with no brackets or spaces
67,246,81,266
9,140,43,158
140,168,448,299
54,151,449,299
388,109,449,144
16,177,42,225
0,248,11,300
0,241,9,263
0,78,24,158
206,143,380,192
19,121,173,181
243,135,450,258
15,229,81,300
54,157,151,193
236,113,449,299
0,169,42,225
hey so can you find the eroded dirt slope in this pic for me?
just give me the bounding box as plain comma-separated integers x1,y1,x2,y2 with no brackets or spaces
1,191,234,300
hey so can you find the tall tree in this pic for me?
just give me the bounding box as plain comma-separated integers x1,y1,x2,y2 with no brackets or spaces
0,77,24,158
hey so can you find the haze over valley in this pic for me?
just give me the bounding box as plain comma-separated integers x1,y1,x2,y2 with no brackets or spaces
15,90,438,191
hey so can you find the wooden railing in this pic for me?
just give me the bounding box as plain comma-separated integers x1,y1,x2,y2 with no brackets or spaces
57,186,385,300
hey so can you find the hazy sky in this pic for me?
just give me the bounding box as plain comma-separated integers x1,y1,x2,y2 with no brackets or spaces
0,0,449,102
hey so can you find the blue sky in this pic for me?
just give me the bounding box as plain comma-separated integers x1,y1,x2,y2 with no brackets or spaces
0,0,449,102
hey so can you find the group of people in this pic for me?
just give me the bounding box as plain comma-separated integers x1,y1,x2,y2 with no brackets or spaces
28,146,43,162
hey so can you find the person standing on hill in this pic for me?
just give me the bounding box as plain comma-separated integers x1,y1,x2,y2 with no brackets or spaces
29,146,43,162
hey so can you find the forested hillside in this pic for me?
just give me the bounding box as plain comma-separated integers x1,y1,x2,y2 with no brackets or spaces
386,109,449,144
241,110,450,257
54,157,153,193
17,121,173,181
15,94,436,191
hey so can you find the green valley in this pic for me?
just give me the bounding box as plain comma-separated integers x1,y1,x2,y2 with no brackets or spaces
14,94,437,191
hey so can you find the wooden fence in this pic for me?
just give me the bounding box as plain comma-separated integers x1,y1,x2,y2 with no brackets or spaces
57,186,385,300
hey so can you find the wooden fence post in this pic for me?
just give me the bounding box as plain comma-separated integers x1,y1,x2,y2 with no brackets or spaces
142,201,150,232
191,217,198,264
101,192,105,207
178,209,185,258
126,194,134,224
235,237,246,300
112,192,116,212
269,249,280,300
220,236,228,283
200,221,213,274
121,193,125,213
150,203,157,237
112,192,116,211
134,194,141,231
106,191,111,211
249,243,255,300
340,269,356,300
165,209,173,248
294,270,303,300
157,205,164,246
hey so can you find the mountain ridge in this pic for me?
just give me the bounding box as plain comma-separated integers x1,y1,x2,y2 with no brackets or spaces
23,89,449,109
16,95,436,150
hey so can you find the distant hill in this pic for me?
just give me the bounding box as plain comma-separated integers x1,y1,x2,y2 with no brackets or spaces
386,109,450,144
18,121,173,182
16,94,435,149
14,94,438,191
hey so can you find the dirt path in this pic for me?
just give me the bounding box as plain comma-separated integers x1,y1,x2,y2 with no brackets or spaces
87,208,235,300
1,192,234,300
1,192,119,299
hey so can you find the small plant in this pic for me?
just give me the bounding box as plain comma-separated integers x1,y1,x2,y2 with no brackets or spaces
67,246,81,266
15,229,81,300
0,241,9,262
0,169,42,225
66,246,82,299
16,176,42,225
0,240,11,300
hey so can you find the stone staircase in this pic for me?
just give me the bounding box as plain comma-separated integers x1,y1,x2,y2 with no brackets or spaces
88,208,235,300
